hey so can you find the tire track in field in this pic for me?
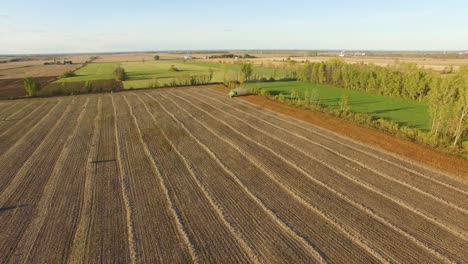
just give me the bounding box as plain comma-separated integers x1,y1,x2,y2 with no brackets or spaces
0,99,58,155
8,98,94,263
184,90,468,236
0,101,21,117
69,96,103,263
0,102,34,132
113,95,195,263
146,92,386,263
112,95,139,264
205,88,468,192
162,90,455,263
143,92,325,263
26,97,99,263
70,96,133,263
0,98,66,193
0,97,84,262
123,94,199,263
128,93,254,263
0,103,54,140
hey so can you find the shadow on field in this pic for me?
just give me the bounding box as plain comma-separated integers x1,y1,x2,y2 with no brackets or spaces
320,98,380,106
0,204,29,213
90,159,116,164
370,106,415,115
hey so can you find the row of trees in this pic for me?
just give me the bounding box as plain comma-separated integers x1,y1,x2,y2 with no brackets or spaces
297,60,467,147
298,59,434,101
428,68,468,146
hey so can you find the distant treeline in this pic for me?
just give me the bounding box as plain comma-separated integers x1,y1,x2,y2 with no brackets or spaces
208,54,256,59
298,59,467,147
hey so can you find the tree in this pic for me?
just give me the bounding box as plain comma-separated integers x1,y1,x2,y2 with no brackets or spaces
318,63,326,84
61,70,76,78
299,64,312,82
310,63,320,83
451,72,468,146
23,77,40,97
240,63,253,81
208,67,214,81
428,76,456,137
339,95,350,112
154,55,160,61
304,86,319,106
114,66,128,81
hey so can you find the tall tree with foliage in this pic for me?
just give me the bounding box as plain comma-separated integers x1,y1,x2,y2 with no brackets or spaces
114,66,128,81
23,77,40,97
240,63,253,82
318,63,326,84
451,68,468,145
339,95,350,112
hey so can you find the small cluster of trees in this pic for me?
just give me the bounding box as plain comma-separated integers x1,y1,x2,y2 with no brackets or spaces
114,66,128,81
23,77,40,97
61,70,76,78
240,63,253,84
297,59,468,147
169,65,180,72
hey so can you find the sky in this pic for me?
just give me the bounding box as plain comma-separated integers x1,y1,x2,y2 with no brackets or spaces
0,0,467,54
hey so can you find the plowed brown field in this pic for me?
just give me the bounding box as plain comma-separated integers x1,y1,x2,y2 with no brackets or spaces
0,86,467,263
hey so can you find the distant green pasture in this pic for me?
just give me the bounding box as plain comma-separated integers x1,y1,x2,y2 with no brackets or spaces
58,62,119,82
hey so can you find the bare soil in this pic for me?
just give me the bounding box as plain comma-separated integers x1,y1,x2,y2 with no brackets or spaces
0,77,57,98
0,86,466,263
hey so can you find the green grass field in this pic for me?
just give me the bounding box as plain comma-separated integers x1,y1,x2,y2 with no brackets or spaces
58,62,120,82
122,60,218,88
246,81,431,131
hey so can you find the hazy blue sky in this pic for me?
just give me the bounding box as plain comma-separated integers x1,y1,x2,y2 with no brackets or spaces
1,0,467,54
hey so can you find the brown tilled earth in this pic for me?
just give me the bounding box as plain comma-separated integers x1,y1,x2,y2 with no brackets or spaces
0,86,467,263
0,77,57,98
0,64,81,79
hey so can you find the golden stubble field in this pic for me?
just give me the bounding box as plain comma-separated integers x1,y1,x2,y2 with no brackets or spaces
0,86,467,263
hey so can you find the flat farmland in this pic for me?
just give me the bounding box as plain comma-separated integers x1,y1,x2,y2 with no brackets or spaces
0,64,82,79
0,86,467,263
57,60,290,89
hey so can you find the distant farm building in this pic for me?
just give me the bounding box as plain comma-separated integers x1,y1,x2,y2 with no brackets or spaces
184,54,193,60
353,52,366,56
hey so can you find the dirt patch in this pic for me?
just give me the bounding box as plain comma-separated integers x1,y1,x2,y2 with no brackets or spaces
213,86,468,178
0,77,57,98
